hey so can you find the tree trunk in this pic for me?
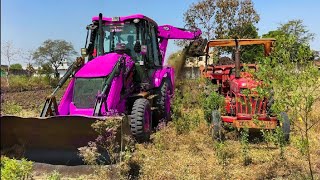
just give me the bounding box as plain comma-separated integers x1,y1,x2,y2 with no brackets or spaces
54,67,60,79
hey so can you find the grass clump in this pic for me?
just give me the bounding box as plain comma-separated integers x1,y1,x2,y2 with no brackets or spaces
46,170,61,180
1,156,33,180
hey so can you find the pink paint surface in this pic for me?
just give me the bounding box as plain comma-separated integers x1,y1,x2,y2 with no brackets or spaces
92,14,158,26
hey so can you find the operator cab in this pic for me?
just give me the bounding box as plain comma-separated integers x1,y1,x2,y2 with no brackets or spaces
86,15,162,68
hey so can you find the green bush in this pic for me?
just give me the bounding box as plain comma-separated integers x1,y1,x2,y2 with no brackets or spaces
8,75,52,91
0,156,33,180
2,102,22,115
46,170,61,180
202,90,225,123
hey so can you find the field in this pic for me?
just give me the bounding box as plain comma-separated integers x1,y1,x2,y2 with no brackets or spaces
1,79,320,179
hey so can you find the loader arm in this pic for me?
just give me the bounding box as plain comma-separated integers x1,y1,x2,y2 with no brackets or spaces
40,57,84,117
157,25,202,65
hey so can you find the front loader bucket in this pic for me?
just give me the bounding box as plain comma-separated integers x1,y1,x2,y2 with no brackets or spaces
1,115,128,165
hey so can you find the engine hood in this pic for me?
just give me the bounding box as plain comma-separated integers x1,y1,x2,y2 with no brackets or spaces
75,53,131,78
230,77,259,93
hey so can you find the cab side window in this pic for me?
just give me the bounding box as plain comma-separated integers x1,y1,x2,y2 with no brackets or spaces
143,21,161,67
150,25,161,66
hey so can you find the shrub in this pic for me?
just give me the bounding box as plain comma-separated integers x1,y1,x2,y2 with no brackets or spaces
7,75,51,91
0,156,33,180
46,170,62,180
2,102,22,115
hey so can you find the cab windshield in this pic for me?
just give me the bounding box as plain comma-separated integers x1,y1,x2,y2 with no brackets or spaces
95,21,142,57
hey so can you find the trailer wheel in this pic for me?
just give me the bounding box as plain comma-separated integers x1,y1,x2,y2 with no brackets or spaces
156,79,172,121
211,110,223,141
279,112,290,142
129,98,152,142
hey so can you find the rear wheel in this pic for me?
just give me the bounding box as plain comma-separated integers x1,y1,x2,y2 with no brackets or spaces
129,98,152,142
211,110,223,141
156,79,172,121
279,112,290,142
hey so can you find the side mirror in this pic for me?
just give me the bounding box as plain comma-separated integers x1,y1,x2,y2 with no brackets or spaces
81,48,87,57
140,45,147,55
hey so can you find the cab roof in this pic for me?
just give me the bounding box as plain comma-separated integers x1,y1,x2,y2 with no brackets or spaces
206,38,276,56
92,14,158,26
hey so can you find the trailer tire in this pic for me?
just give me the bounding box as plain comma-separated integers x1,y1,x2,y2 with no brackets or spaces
129,98,152,142
280,112,290,142
211,110,223,141
156,79,172,121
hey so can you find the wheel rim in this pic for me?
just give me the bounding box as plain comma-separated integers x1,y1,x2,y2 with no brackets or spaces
144,107,151,132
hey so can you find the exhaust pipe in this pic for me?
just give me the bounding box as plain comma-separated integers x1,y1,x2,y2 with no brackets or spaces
235,39,240,78
98,13,104,56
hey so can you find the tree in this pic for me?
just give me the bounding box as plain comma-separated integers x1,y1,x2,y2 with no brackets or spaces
38,63,54,76
279,19,315,44
33,39,77,78
179,0,261,62
26,64,36,76
1,41,21,86
263,20,314,63
182,0,259,40
9,63,23,70
184,0,217,40
228,23,264,62
21,50,36,76
1,41,21,73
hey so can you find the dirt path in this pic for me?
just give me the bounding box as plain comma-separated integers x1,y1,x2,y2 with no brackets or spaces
32,163,96,179
1,89,65,114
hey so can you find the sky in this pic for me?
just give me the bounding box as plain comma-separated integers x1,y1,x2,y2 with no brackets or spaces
1,0,320,65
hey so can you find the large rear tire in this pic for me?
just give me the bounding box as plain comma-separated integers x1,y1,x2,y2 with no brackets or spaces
129,98,152,142
280,112,290,142
156,79,172,121
211,110,223,141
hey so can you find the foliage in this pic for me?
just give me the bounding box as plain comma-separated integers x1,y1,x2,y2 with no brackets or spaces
279,19,315,44
183,0,217,40
182,0,259,41
9,63,22,70
203,88,225,122
257,20,320,179
240,128,251,165
33,39,77,78
172,88,202,134
229,23,264,62
46,170,61,180
262,20,314,63
215,0,260,39
38,62,54,75
261,127,286,159
2,102,23,115
181,0,261,63
5,75,51,92
25,64,36,76
0,156,33,180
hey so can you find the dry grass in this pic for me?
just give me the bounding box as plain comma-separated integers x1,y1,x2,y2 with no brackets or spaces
132,121,320,179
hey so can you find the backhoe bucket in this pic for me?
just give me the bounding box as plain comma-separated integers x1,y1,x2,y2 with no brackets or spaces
1,115,128,165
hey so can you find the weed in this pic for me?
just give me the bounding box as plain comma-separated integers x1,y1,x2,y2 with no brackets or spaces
46,170,61,180
2,102,22,115
240,128,252,166
0,156,33,180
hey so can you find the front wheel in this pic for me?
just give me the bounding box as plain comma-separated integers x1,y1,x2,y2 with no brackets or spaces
211,110,223,141
129,98,152,142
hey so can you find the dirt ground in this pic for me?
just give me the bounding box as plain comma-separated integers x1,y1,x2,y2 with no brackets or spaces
1,89,64,115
